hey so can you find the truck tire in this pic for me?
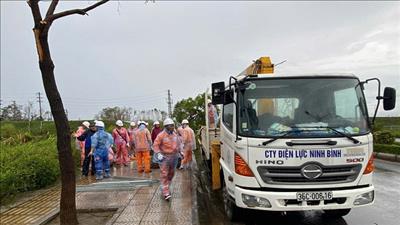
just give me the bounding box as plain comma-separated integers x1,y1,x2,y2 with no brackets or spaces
223,182,242,221
324,209,351,217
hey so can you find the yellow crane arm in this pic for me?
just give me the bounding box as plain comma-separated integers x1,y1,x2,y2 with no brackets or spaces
238,56,274,77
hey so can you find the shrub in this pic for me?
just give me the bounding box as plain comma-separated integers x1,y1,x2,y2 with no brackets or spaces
0,123,17,139
0,138,60,202
373,131,395,144
374,144,400,155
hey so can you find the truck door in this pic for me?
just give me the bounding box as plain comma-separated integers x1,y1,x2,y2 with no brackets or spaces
220,102,236,193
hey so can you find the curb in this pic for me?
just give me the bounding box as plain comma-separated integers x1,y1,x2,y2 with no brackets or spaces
34,208,59,225
191,154,200,225
373,152,400,162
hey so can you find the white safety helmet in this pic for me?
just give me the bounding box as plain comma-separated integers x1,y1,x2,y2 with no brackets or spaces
153,121,160,126
207,99,212,104
116,120,123,127
82,121,90,128
95,120,105,128
182,119,189,124
163,118,174,126
130,121,136,127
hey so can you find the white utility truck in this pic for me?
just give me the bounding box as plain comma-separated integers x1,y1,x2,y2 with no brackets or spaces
200,57,396,220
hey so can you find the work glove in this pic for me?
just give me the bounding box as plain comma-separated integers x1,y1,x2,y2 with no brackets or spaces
179,151,184,159
156,152,164,162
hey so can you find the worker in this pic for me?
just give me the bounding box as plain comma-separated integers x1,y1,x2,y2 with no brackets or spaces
134,121,152,173
179,119,196,170
153,118,183,200
74,121,89,166
77,122,97,176
90,120,114,180
112,120,130,166
150,121,162,169
151,121,162,143
176,124,185,168
128,121,137,160
208,99,219,128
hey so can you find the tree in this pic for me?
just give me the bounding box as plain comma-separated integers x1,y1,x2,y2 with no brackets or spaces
23,101,38,121
27,1,109,224
1,101,24,121
173,93,205,131
97,106,132,121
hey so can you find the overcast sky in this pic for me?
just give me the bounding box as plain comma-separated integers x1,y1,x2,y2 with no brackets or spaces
1,1,399,119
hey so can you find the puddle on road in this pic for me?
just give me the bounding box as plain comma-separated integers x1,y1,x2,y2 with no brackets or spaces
194,151,229,225
76,177,159,192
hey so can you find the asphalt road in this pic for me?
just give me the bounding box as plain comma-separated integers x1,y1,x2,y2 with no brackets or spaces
196,158,400,225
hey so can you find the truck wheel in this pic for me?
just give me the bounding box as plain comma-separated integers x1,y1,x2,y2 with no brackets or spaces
324,209,351,217
223,183,242,221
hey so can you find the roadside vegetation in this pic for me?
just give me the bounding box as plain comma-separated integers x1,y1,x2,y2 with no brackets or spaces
0,121,81,204
372,117,400,155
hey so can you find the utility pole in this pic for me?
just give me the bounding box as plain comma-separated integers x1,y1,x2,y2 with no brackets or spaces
37,92,43,120
167,89,172,118
37,92,44,132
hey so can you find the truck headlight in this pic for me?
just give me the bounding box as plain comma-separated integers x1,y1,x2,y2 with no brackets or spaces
242,194,271,208
353,190,374,205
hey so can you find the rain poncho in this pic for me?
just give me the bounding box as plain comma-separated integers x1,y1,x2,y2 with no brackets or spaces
180,125,196,169
134,125,152,172
208,104,219,128
134,125,152,152
153,129,183,197
112,127,130,165
91,128,114,178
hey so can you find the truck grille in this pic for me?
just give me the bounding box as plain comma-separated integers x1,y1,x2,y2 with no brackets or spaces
257,164,362,184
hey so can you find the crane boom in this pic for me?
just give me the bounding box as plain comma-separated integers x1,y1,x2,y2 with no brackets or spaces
238,56,274,77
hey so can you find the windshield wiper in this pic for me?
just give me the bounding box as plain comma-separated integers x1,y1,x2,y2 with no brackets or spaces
301,111,361,144
262,125,361,146
262,130,300,146
295,126,361,144
321,126,361,144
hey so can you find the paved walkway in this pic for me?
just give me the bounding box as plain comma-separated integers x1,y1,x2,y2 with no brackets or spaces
0,161,197,225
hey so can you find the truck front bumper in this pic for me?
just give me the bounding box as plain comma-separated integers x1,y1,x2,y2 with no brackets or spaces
234,185,374,211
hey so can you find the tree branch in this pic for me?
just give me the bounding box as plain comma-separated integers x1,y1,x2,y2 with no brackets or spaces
46,0,109,22
45,0,59,19
27,0,43,28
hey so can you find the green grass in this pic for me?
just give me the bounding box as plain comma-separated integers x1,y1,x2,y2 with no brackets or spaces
374,143,400,155
374,117,400,138
0,121,82,204
0,120,125,138
0,138,58,202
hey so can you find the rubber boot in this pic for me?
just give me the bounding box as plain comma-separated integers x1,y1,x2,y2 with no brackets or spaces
96,173,103,180
104,171,111,178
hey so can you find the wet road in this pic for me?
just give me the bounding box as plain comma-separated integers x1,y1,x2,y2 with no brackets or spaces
196,156,400,225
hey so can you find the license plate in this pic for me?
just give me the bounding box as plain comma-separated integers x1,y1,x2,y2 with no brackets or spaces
296,191,333,201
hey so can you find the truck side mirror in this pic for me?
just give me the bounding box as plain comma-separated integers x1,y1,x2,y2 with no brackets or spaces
224,89,234,104
212,82,225,105
383,87,396,110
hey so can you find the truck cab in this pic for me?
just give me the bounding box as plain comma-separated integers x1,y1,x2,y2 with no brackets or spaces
209,58,396,220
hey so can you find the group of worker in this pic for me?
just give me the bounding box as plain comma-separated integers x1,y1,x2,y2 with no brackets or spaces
74,118,196,200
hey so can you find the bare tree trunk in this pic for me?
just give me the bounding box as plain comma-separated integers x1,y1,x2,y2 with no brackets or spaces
27,1,109,224
33,27,78,225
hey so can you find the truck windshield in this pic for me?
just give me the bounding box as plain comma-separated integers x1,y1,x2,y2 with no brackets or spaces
237,77,370,138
